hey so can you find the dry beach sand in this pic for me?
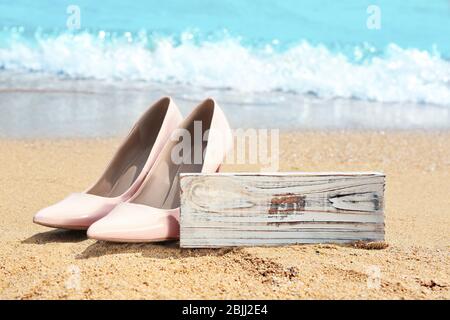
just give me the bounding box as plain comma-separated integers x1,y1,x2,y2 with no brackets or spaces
0,131,449,299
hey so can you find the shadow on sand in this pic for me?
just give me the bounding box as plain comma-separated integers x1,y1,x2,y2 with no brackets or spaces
22,229,88,244
76,240,234,260
22,229,235,259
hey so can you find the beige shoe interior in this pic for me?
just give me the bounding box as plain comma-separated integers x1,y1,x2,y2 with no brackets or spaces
88,98,171,198
133,99,215,209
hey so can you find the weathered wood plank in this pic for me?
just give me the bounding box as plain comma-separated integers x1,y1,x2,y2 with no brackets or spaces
180,172,385,248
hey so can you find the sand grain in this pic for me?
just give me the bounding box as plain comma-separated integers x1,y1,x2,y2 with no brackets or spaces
0,131,449,299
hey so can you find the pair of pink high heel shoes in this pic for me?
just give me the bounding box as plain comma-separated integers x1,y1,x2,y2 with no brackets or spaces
33,97,232,242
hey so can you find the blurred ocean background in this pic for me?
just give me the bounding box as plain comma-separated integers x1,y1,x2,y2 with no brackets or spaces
0,0,449,137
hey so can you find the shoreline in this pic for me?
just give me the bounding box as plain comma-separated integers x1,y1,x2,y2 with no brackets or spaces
1,73,450,138
2,128,450,141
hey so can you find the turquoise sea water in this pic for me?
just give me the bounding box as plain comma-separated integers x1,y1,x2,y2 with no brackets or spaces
2,0,449,54
1,0,449,106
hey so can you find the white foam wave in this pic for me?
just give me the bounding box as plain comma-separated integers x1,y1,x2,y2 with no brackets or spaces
0,32,449,105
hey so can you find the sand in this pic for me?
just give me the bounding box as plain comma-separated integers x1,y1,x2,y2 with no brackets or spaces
0,131,449,299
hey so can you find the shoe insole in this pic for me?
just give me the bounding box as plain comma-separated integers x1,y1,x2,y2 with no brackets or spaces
133,141,206,209
106,148,150,198
131,100,215,209
87,100,169,199
88,143,152,198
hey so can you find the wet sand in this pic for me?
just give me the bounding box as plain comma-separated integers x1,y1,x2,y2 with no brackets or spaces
1,74,449,139
0,131,449,299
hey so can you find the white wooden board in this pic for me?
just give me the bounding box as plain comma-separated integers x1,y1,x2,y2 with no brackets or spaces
180,172,385,248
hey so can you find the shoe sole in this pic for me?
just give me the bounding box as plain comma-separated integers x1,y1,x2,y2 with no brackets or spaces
88,236,179,243
33,220,89,230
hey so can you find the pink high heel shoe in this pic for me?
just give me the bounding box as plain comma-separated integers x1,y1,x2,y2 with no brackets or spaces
33,97,183,230
87,98,232,242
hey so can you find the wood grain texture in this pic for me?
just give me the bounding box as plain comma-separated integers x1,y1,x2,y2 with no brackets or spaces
180,172,385,248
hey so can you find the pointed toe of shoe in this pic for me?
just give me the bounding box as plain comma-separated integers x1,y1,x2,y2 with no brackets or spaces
33,206,88,230
87,203,180,242
33,193,118,230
